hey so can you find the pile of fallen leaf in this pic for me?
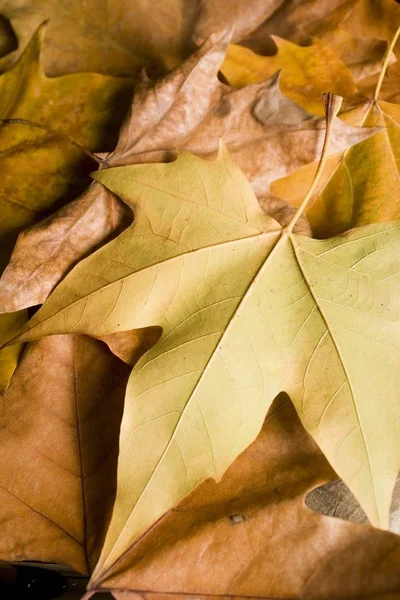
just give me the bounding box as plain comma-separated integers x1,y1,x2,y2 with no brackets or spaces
1,1,400,598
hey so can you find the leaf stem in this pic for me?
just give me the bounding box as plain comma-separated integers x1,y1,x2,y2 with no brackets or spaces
0,118,108,166
285,93,343,234
373,24,400,102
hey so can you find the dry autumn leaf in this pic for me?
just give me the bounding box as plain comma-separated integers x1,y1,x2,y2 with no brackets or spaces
271,27,400,238
88,396,400,599
107,44,376,194
220,37,362,114
193,0,285,47
6,105,400,587
0,38,377,313
235,0,356,50
0,334,131,574
108,38,374,192
0,0,196,76
0,183,131,312
313,0,399,84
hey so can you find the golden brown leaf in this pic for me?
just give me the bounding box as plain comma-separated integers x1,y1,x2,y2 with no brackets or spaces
88,396,400,598
238,0,355,49
0,335,131,574
96,327,162,367
0,25,132,245
271,98,400,238
196,0,352,51
194,0,284,46
0,311,25,394
220,37,362,114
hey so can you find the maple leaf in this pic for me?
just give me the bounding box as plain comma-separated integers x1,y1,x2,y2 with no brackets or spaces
6,96,399,586
271,26,400,237
220,37,362,114
0,334,131,574
0,37,376,313
89,396,400,599
0,0,196,76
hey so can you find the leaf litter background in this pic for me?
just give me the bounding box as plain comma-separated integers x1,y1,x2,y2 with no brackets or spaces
1,0,400,598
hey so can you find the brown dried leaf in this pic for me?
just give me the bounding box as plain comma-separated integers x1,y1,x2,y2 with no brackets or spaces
0,0,197,76
88,396,400,598
0,311,25,394
0,184,131,312
0,335,131,574
108,39,378,197
194,0,285,46
270,97,400,238
108,34,229,163
316,28,393,84
96,327,162,367
259,194,311,236
235,0,357,50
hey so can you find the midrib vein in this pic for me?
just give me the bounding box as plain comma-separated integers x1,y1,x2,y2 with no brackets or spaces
72,338,90,573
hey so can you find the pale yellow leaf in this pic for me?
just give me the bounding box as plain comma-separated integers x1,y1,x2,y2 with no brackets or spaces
7,147,400,584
